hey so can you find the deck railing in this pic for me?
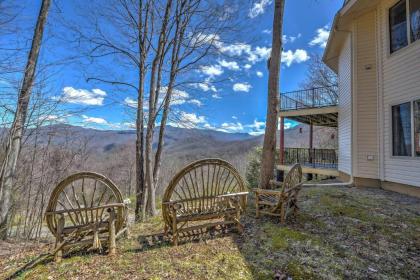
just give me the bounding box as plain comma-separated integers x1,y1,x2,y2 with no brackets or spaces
281,147,338,169
280,86,338,111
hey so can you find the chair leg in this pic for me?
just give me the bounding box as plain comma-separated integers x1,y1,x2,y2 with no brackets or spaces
280,204,286,224
234,199,243,234
255,195,260,218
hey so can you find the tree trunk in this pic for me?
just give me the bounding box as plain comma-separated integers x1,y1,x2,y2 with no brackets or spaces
144,0,172,216
135,0,147,222
0,0,51,239
259,0,285,190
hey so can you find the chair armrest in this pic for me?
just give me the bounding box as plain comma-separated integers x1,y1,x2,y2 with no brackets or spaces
283,183,303,194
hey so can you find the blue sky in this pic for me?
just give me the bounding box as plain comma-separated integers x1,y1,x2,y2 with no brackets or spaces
2,0,343,135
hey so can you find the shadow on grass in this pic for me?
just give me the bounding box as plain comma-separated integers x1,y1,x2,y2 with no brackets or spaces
5,246,111,279
129,225,237,253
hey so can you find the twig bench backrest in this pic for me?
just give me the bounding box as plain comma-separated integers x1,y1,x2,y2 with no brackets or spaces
162,158,247,244
45,172,126,260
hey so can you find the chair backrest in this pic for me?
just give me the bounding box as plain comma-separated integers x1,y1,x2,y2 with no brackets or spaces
162,159,246,223
46,172,125,237
282,163,303,192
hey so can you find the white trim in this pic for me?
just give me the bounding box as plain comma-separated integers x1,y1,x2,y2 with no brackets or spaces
377,5,386,180
351,23,356,177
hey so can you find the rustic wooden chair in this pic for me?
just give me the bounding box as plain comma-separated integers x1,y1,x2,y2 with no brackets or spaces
45,172,128,261
162,159,248,245
254,164,303,224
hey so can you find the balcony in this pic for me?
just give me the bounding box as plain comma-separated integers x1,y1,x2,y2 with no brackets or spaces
279,86,339,128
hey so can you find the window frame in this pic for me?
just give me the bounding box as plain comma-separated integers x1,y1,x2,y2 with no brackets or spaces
388,0,420,54
390,99,420,159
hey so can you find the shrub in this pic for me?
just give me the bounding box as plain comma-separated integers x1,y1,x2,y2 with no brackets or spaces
245,146,262,188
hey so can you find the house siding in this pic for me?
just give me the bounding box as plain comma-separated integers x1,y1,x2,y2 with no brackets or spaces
354,10,379,179
338,34,353,175
378,0,420,187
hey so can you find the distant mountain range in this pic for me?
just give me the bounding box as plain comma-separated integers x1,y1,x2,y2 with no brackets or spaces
2,123,337,154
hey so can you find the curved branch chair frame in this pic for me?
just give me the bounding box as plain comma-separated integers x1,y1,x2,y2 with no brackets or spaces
162,158,248,245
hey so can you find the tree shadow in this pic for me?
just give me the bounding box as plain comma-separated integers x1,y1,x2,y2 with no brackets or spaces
128,224,236,253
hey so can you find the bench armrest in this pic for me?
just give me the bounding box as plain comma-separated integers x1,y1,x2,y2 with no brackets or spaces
253,188,282,196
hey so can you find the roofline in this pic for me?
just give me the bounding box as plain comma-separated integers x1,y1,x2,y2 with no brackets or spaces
322,0,359,72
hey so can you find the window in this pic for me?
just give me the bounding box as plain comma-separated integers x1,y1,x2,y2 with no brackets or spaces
389,0,420,53
390,0,408,53
415,100,420,156
410,0,420,42
392,103,412,156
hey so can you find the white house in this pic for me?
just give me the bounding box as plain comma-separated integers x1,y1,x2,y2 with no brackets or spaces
323,0,420,197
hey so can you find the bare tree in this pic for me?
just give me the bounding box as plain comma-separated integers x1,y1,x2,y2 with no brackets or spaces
301,53,338,102
259,0,285,189
0,0,51,239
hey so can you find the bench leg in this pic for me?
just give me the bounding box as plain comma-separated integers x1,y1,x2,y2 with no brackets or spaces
54,214,65,262
172,220,178,246
108,208,116,256
171,208,178,246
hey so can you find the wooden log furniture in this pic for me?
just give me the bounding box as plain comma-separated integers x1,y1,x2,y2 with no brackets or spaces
45,172,128,261
254,163,303,223
162,159,248,245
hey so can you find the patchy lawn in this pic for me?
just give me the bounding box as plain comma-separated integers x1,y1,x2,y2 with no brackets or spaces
1,186,419,279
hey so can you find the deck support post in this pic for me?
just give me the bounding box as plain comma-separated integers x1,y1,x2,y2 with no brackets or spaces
308,122,314,181
277,117,285,183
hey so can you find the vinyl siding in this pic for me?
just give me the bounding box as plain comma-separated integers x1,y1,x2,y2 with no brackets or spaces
354,10,379,179
378,0,420,187
338,34,353,175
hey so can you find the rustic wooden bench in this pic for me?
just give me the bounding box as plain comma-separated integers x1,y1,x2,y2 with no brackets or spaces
45,172,128,261
254,163,303,223
162,159,248,245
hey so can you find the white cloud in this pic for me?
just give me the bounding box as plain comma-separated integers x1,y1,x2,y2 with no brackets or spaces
200,64,224,77
212,93,222,99
256,71,263,77
262,29,271,34
124,97,137,108
218,43,251,56
233,82,252,92
211,119,266,135
248,46,271,64
244,64,252,70
188,99,203,106
195,82,217,92
249,0,272,18
218,59,240,71
58,87,106,106
124,87,201,109
170,112,208,128
218,122,244,133
282,33,302,44
82,115,108,125
281,49,310,67
310,26,330,48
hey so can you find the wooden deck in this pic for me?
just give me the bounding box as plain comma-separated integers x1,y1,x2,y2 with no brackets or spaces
276,164,339,177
